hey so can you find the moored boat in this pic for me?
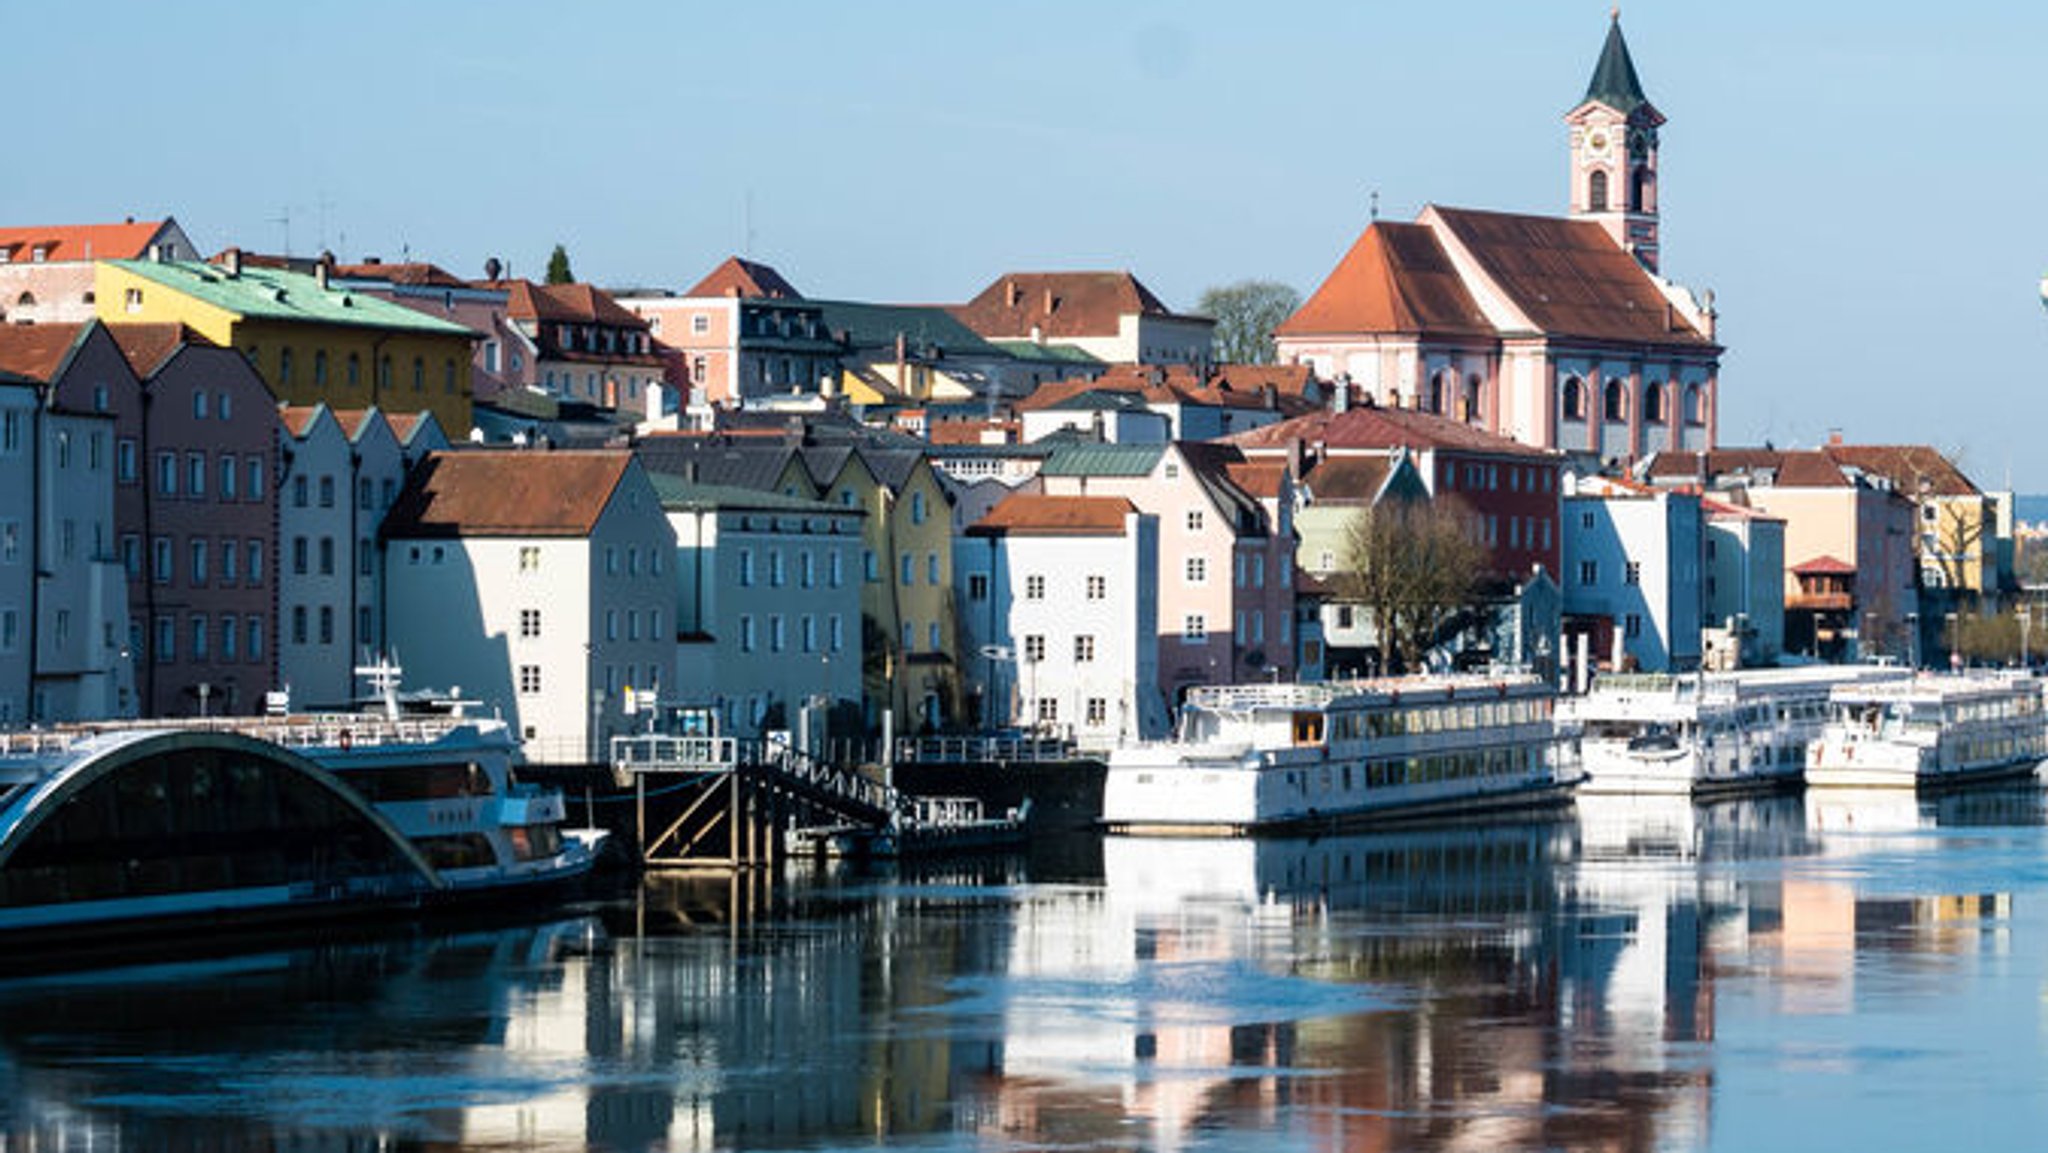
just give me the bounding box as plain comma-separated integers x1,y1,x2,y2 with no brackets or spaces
1563,665,1909,796
0,670,604,949
1102,672,1573,835
1805,672,2048,790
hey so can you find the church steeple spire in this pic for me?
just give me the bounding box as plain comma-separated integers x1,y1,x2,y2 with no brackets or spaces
1582,12,1650,115
1566,13,1665,272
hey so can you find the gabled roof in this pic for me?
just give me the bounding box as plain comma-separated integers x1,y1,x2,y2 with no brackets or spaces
634,435,810,494
383,450,632,539
967,493,1136,536
951,271,1201,340
0,322,87,382
1792,555,1857,577
1277,222,1492,339
1426,207,1711,346
104,323,193,378
278,404,330,438
336,261,469,288
1301,457,1394,504
109,260,476,336
1820,444,1980,498
487,279,650,329
1646,449,1854,489
1016,364,1313,415
685,257,803,300
1226,402,1558,458
1580,16,1652,116
0,219,169,263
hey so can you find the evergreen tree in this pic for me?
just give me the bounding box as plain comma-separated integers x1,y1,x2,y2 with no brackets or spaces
544,244,574,285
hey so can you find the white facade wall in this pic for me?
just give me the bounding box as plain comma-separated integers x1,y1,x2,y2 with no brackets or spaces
1562,482,1703,672
386,470,675,763
1019,407,1168,445
1705,514,1786,666
279,410,354,707
669,504,864,737
958,514,1167,748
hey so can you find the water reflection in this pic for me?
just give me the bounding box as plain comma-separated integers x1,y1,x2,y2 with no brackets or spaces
0,787,2032,1152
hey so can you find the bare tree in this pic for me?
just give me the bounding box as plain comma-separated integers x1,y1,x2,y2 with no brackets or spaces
1196,280,1301,365
1333,498,1487,672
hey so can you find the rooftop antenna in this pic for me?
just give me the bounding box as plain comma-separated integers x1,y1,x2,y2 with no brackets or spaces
270,206,292,257
1370,189,1380,222
743,188,757,257
316,194,334,253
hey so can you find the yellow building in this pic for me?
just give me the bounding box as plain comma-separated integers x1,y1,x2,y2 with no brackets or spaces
96,254,478,435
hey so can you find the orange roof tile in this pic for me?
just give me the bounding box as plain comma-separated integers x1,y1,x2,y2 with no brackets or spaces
1301,457,1395,502
1792,555,1857,576
0,323,86,381
951,271,1194,340
968,493,1136,536
279,405,326,437
685,257,803,300
383,450,633,538
1277,222,1492,338
1223,460,1287,500
0,220,168,263
1226,403,1557,458
1647,449,1853,489
336,261,468,288
1821,444,1979,498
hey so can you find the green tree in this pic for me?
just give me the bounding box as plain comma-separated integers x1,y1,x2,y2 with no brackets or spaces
1196,279,1301,365
1333,497,1487,673
544,244,575,285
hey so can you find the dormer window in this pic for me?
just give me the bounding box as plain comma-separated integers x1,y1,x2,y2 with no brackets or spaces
29,246,47,262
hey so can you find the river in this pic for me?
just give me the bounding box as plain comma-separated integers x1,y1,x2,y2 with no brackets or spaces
2,788,2046,1151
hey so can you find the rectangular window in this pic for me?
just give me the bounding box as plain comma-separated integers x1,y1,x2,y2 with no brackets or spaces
1074,635,1095,662
220,455,237,499
864,550,879,583
318,536,334,576
358,606,373,645
292,606,308,644
1625,613,1643,639
186,453,206,497
968,573,989,601
928,622,940,651
1086,698,1107,726
1024,574,1045,600
0,610,16,652
769,550,785,587
828,551,842,587
117,438,137,484
157,452,177,496
1186,509,1204,532
318,606,334,645
799,551,815,588
247,540,264,585
519,546,541,572
293,537,308,575
1625,561,1642,586
189,539,207,585
769,615,786,653
156,615,175,662
829,614,844,652
247,616,263,662
739,615,756,653
927,554,940,585
900,552,914,586
293,475,308,508
247,457,264,500
1185,557,1207,584
606,609,618,641
801,615,817,653
518,665,543,694
520,609,541,639
738,549,754,586
1579,560,1598,586
221,616,237,661
1036,698,1058,724
1184,614,1207,643
1024,634,1045,663
1086,574,1106,600
122,535,141,580
153,536,173,584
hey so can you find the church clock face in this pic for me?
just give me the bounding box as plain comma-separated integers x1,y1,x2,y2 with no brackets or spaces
1585,130,1611,159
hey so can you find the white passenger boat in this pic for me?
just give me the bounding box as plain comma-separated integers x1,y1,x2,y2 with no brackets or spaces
0,666,605,947
1805,673,2048,790
1102,672,1572,835
1563,666,1909,796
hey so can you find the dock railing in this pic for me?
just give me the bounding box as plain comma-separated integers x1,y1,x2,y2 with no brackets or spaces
894,735,1074,764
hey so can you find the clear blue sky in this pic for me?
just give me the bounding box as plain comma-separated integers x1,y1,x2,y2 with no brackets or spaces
10,2,2048,485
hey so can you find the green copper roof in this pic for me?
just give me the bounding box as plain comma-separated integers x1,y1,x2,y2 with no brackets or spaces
811,299,1008,359
1582,17,1649,114
111,260,476,337
1039,443,1166,477
989,340,1103,365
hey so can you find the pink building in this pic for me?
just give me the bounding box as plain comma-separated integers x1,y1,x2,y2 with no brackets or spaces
0,217,200,326
618,257,839,406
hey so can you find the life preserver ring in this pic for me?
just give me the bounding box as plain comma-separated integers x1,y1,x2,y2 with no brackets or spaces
339,729,354,751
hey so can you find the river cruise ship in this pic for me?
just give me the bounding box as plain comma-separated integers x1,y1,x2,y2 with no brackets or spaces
1101,672,1572,835
0,678,604,947
1563,666,1910,796
1805,673,2048,790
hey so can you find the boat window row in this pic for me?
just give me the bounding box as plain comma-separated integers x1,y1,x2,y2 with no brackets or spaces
414,833,500,871
1943,731,2044,768
1287,743,1548,794
1327,698,1553,743
342,761,497,803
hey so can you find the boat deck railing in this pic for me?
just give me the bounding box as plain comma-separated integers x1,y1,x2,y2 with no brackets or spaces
1188,670,1540,712
0,713,481,759
894,735,1075,764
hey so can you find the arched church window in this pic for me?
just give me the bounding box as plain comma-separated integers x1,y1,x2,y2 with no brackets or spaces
1630,167,1653,213
1562,376,1585,421
1684,382,1703,425
1428,369,1454,415
1588,170,1609,213
1643,381,1664,423
15,292,34,307
1603,378,1626,422
1462,375,1483,423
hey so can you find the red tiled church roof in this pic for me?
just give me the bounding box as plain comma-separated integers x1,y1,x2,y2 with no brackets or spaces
1277,222,1492,338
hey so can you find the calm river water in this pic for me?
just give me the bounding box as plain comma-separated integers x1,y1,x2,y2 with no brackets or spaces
5,788,2048,1151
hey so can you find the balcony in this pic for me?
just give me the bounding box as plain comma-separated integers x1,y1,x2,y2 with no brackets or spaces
1786,591,1853,612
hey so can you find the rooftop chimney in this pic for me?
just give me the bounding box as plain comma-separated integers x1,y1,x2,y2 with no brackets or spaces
1827,429,1844,447
222,247,242,278
1043,288,1056,314
1006,279,1021,308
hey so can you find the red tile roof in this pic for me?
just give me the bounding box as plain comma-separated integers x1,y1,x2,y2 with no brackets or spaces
279,405,326,437
968,493,1136,536
0,220,168,263
0,323,86,381
386,412,427,444
951,271,1192,340
383,450,633,538
1226,402,1558,458
1017,364,1312,415
1277,222,1492,338
685,257,803,300
1301,457,1395,502
1427,207,1714,346
336,261,468,288
1223,460,1287,500
1821,444,1979,498
104,323,195,378
1791,555,1857,576
484,279,651,330
1647,449,1853,489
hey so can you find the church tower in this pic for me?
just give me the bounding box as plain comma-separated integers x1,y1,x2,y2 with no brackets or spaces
1566,13,1665,272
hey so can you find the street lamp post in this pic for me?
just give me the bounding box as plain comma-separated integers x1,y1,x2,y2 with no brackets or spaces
1906,611,1919,670
2021,604,2032,670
